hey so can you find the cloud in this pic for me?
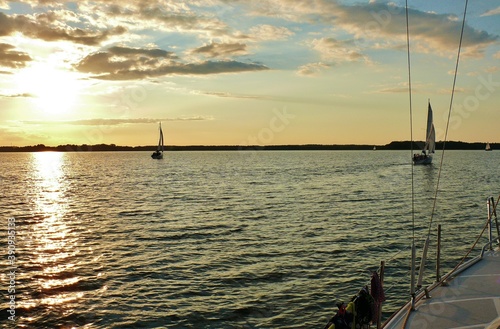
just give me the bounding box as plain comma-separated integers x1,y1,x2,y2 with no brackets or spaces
311,37,366,63
75,45,268,80
328,2,497,57
485,66,499,73
91,1,231,38
2,0,496,80
0,43,32,68
235,0,497,58
199,90,264,100
374,81,438,94
248,24,294,41
296,62,330,76
377,86,409,94
76,46,177,74
0,11,127,46
191,42,248,58
235,0,312,22
0,91,33,98
432,87,465,95
481,7,500,17
22,116,214,125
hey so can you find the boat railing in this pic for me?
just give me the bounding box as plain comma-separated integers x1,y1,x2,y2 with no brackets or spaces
441,195,499,281
378,195,500,328
327,195,500,328
480,236,500,258
487,196,500,249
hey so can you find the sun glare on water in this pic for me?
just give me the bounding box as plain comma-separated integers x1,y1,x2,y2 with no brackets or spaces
16,62,82,116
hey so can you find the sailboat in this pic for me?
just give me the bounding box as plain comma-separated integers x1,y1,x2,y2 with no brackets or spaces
485,142,492,151
384,2,500,325
412,101,435,165
151,123,164,159
323,1,500,329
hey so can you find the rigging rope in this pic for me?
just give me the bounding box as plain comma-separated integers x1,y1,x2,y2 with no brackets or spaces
426,0,470,237
401,1,470,327
405,0,415,246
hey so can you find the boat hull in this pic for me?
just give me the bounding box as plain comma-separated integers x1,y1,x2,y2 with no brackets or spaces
412,155,432,165
151,153,163,159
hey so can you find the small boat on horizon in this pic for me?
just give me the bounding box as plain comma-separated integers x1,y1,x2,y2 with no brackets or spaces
485,142,492,151
151,122,164,159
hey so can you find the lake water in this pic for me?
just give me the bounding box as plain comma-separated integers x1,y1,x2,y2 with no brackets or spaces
1,150,499,328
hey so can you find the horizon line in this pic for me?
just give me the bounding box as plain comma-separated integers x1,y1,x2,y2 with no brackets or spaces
0,140,495,152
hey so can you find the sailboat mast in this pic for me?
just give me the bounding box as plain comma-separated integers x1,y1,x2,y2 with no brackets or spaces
157,123,163,152
160,123,164,153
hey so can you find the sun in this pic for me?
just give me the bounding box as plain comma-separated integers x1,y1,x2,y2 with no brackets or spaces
16,62,82,116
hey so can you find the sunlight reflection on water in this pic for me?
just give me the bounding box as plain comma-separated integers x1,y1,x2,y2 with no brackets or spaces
21,152,84,311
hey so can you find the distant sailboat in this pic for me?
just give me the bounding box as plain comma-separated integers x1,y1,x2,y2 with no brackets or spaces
413,101,435,165
151,123,164,159
485,142,492,151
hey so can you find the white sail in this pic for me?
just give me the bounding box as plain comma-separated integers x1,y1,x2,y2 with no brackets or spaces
158,123,164,153
151,123,164,159
424,102,435,154
413,101,434,165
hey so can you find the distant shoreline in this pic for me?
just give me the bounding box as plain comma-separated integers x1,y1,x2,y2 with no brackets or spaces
0,141,495,152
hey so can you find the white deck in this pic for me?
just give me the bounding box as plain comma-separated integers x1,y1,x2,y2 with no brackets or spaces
383,247,500,329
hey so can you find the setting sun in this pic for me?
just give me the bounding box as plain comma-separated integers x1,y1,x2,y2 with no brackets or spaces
16,62,81,116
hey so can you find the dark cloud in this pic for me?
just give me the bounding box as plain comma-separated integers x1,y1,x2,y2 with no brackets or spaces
191,42,248,58
0,43,32,68
75,46,177,74
0,12,127,46
108,46,177,58
75,46,268,80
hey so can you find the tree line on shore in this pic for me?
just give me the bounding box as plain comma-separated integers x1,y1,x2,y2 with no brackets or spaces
0,141,495,152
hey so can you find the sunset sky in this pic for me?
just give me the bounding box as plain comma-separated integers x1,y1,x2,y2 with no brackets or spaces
0,0,499,147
